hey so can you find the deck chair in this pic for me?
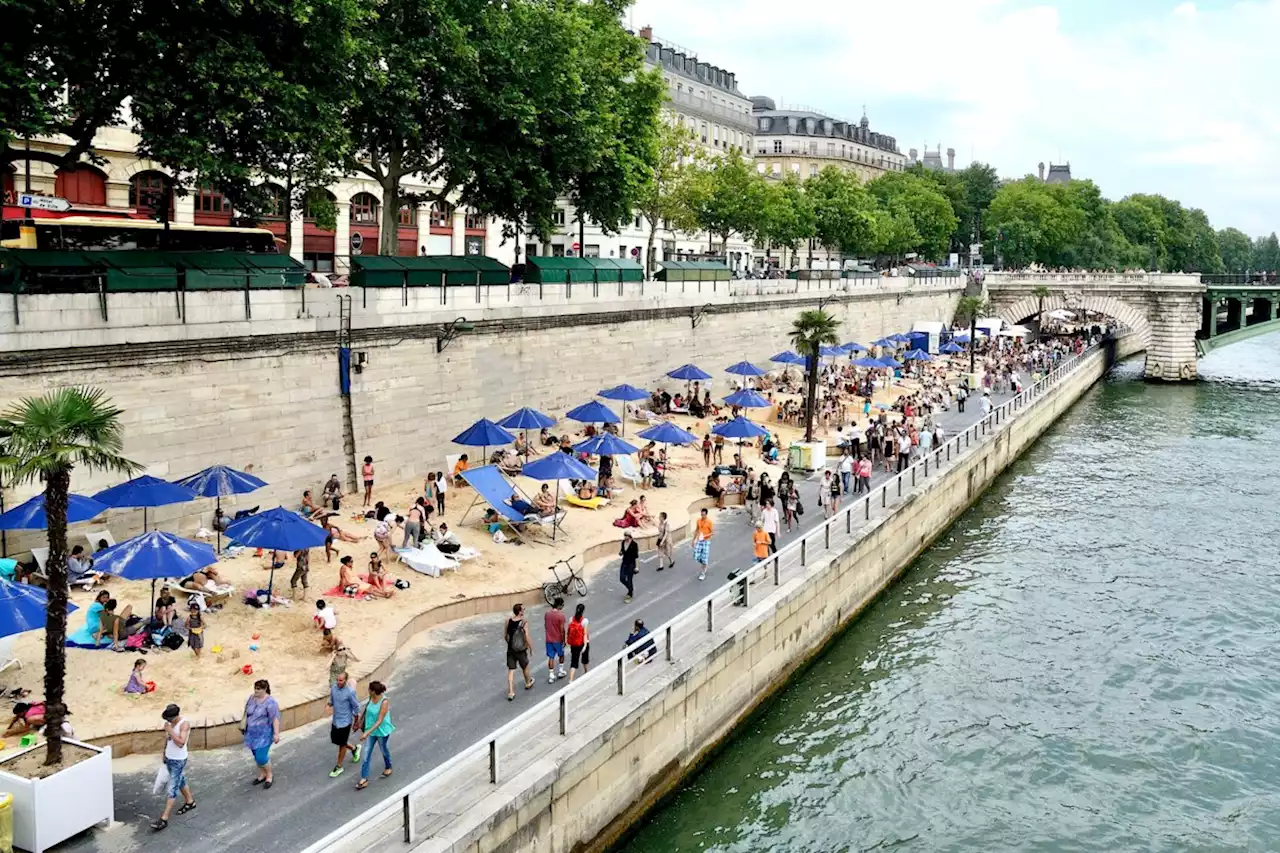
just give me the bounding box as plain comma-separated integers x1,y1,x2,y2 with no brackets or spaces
460,465,565,543
559,479,609,510
83,528,116,553
614,455,643,488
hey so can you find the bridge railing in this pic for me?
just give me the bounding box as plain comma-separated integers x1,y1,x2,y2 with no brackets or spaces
1200,273,1280,286
296,341,1109,853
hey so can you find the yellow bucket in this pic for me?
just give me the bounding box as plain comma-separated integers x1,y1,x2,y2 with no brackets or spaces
0,790,14,853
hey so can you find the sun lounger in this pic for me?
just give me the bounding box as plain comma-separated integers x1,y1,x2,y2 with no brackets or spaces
614,455,643,488
395,545,460,578
559,480,609,510
460,465,566,544
83,528,117,552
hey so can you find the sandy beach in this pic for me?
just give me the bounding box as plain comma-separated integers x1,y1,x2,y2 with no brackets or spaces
1,361,961,745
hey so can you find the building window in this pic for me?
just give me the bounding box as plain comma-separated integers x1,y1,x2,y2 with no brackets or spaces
790,163,800,174
553,208,566,227
465,210,486,230
129,171,168,213
54,164,107,206
304,190,336,223
827,143,835,157
350,192,379,224
771,163,781,175
634,215,642,229
808,141,818,156
261,184,286,219
700,122,708,143
429,201,452,228
773,140,782,153
196,185,231,214
809,164,819,177
398,204,418,226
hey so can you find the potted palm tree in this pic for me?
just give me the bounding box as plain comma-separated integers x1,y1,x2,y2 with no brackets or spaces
954,295,988,387
789,308,841,470
0,388,137,852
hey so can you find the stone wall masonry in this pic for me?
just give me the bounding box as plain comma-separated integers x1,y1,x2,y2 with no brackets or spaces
365,334,1145,853
0,282,960,552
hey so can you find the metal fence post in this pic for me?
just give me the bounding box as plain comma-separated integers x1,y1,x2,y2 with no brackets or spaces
924,457,929,477
882,485,887,507
773,554,780,585
706,599,713,631
911,467,916,487
403,794,414,843
665,625,673,661
489,739,498,783
559,694,567,735
865,496,870,519
898,476,902,497
800,538,807,566
617,657,625,695
824,523,830,549
846,509,852,533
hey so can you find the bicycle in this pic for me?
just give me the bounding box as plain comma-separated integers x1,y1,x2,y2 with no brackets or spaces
543,556,587,605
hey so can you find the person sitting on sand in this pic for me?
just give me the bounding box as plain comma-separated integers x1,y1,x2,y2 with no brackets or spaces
337,556,361,597
575,480,598,501
366,558,395,600
94,598,137,650
4,701,57,737
124,658,151,694
67,545,105,589
636,495,655,527
497,450,522,476
533,484,557,517
301,490,325,520
436,523,461,554
154,586,177,628
321,515,365,544
514,433,538,458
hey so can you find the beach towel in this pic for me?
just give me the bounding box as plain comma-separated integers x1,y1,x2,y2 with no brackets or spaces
66,602,112,648
395,545,460,578
321,583,370,598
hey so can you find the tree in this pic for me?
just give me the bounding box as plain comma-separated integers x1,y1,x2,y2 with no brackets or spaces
956,163,1000,243
986,178,1082,269
635,122,701,278
0,389,137,765
1252,233,1280,272
758,176,815,268
686,156,768,255
806,167,881,261
1031,285,1051,338
1217,228,1253,274
866,172,957,261
789,309,840,444
954,296,988,375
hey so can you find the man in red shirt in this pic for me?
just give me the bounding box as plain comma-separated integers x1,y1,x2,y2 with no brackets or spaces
544,598,567,682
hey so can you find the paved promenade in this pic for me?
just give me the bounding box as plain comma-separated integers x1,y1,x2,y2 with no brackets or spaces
67,387,1015,853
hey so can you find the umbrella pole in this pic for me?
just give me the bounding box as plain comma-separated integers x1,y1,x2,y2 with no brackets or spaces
553,480,560,541
268,566,275,606
216,495,222,554
144,507,148,533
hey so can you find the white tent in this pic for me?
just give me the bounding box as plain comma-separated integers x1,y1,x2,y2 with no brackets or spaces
975,317,1004,337
912,321,946,353
999,324,1032,338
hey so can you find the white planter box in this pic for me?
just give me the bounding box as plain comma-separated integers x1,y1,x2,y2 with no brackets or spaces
0,739,114,853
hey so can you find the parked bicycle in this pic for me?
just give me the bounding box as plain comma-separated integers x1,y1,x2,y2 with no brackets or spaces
543,556,587,605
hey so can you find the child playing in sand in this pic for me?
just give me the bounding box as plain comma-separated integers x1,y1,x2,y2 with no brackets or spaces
184,602,204,657
124,658,151,694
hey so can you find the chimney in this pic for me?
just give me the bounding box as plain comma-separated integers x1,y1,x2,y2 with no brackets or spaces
1038,161,1045,181
638,25,653,42
947,148,955,170
909,147,918,162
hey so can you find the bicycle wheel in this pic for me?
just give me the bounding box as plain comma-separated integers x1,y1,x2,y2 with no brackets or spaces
543,582,562,606
572,576,587,597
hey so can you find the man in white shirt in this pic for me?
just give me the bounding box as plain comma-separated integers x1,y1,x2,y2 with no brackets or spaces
838,453,854,495
981,393,993,416
760,500,780,554
315,601,338,632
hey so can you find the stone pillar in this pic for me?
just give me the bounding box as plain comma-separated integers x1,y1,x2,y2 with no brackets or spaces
1201,297,1217,338
173,193,195,225
1144,289,1203,382
451,209,466,256
334,201,351,273
415,203,429,255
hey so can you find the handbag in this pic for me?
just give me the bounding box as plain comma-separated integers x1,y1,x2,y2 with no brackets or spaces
795,499,805,516
152,762,171,795
238,699,250,735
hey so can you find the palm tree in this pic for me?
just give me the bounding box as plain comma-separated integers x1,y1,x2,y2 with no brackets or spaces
789,309,841,444
954,295,988,376
0,388,137,765
1031,284,1052,340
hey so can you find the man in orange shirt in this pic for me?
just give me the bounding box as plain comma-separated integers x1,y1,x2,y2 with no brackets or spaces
693,508,713,581
751,522,771,564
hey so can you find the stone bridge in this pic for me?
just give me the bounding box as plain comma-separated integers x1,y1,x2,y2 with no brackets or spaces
984,271,1209,381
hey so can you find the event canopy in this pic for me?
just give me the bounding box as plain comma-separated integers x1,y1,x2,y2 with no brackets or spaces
723,388,770,409
93,475,196,532
0,494,106,531
666,364,712,382
565,400,620,425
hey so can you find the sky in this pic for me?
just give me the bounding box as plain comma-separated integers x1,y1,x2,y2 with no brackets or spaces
628,0,1280,237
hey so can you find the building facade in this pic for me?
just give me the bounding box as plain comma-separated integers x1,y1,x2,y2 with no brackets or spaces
908,145,956,172
750,97,907,183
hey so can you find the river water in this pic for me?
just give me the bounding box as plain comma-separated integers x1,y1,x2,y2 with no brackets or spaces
617,336,1280,853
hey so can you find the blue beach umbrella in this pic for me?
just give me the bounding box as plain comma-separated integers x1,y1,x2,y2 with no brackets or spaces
637,422,699,446
725,361,767,378
92,530,218,600
174,465,267,500
565,400,621,425
818,345,845,358
841,342,868,353
453,417,517,464
712,416,770,441
853,357,885,369
498,407,556,431
954,332,972,343
872,337,896,347
769,351,806,365
93,475,197,532
903,349,933,362
598,385,650,436
0,579,77,639
891,333,913,343
225,507,331,600
667,364,712,382
573,434,639,457
939,341,964,354
0,494,107,531
514,454,598,541
723,388,771,409
880,357,903,369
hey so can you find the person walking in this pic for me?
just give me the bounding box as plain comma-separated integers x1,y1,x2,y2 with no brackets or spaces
355,681,394,790
839,452,854,496
818,471,833,518
956,384,967,413
619,531,639,603
745,474,760,525
693,508,713,581
760,499,780,553
782,482,799,532
858,455,873,494
150,704,195,831
567,603,590,682
504,604,534,701
751,521,771,564
243,679,281,789
981,391,993,417
544,597,567,683
655,512,674,571
289,548,310,599
326,671,361,777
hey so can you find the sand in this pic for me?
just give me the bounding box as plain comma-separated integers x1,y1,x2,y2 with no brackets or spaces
4,361,963,743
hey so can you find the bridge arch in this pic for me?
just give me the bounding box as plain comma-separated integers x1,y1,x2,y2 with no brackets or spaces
995,293,1153,345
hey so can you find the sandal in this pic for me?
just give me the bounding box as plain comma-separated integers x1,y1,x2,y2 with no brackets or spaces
381,769,393,778
355,779,368,790
177,802,197,815
506,693,514,701
151,819,168,831
524,679,534,690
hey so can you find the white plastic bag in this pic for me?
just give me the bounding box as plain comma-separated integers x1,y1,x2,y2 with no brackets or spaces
152,762,170,795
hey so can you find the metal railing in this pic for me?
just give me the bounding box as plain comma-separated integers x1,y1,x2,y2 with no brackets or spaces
299,343,1103,853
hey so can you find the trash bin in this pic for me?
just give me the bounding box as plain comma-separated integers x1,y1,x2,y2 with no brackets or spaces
0,791,14,853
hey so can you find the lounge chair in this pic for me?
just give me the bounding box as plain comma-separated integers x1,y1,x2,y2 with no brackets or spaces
559,480,609,510
460,466,565,544
614,455,643,489
394,545,460,578
83,528,117,554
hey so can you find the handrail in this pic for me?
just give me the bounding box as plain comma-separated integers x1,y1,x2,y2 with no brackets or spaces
299,341,1108,853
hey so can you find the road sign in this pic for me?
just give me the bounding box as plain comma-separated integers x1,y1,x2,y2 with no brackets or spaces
630,247,640,257
572,242,581,252
18,193,71,212
350,232,364,250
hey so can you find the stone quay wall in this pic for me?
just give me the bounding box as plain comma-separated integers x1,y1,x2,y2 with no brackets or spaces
0,278,961,551
385,334,1143,853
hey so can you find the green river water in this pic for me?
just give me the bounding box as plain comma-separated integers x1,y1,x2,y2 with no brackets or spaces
617,336,1280,853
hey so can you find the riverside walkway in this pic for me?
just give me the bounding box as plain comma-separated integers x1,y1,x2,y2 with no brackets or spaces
69,381,1027,853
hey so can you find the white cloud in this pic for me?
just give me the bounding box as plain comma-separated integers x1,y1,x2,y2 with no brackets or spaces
629,0,1280,234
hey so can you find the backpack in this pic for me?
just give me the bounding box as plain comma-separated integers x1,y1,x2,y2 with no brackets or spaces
508,619,528,652
567,619,585,647
162,632,185,651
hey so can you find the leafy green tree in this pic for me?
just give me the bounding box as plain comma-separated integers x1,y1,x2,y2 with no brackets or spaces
1112,197,1166,269
635,123,701,278
1253,233,1280,272
866,172,957,261
956,163,1000,242
758,176,815,268
954,296,988,375
0,389,138,765
789,309,841,443
986,178,1082,268
686,156,768,256
806,167,881,261
1217,228,1253,274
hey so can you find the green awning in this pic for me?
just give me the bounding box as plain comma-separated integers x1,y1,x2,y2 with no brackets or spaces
654,260,730,282
349,255,510,287
524,256,644,284
0,250,305,293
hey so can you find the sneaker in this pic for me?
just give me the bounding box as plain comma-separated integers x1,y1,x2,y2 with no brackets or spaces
329,766,345,778
698,570,706,581
624,595,633,603
351,744,360,764
556,668,567,678
548,673,556,684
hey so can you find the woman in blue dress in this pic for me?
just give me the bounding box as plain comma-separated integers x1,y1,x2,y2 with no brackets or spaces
66,590,112,648
242,679,281,788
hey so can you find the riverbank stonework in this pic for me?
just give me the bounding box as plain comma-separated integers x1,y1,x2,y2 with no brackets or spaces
0,281,960,550
399,335,1143,853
